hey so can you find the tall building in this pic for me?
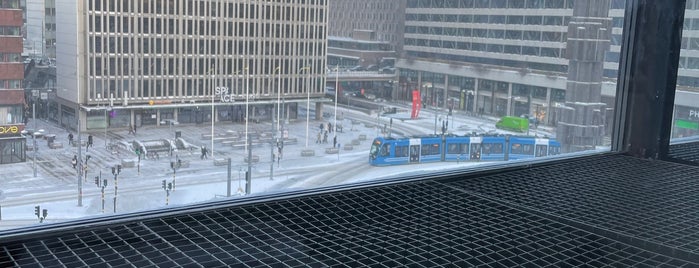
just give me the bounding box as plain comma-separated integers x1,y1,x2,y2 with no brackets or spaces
396,0,618,149
24,0,55,58
0,0,27,164
328,0,405,52
54,0,328,131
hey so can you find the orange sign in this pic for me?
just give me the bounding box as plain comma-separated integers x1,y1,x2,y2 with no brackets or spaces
149,100,172,105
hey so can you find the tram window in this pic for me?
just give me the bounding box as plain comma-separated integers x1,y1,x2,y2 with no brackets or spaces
395,146,409,157
482,143,491,154
380,144,391,156
492,143,504,154
550,146,560,155
447,143,460,154
511,143,522,154
460,144,469,154
421,144,440,155
536,145,548,157
522,144,534,155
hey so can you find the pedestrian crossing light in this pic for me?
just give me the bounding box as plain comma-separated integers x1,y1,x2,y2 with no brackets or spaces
42,209,47,219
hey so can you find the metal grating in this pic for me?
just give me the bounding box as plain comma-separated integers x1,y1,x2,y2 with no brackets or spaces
1,154,698,266
1,176,694,267
669,141,699,164
447,154,699,260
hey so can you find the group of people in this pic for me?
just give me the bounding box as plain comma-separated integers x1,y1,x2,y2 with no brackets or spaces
67,133,93,150
315,122,340,148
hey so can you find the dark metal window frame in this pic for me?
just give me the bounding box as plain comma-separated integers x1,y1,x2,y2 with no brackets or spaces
0,0,692,238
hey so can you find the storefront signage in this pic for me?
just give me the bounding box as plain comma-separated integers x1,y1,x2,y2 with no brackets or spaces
215,87,236,103
148,99,172,105
0,124,24,137
690,110,699,119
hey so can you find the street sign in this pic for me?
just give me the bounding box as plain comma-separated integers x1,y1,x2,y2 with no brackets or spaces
40,92,48,100
32,90,39,97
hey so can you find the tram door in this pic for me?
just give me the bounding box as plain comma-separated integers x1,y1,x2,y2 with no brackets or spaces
409,145,420,163
470,144,481,160
470,137,482,160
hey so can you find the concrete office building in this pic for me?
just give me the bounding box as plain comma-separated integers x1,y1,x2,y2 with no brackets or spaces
328,0,405,53
0,0,27,164
24,0,56,58
54,0,327,131
396,0,699,147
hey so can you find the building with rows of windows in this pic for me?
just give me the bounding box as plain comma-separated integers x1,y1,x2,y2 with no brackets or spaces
0,0,26,164
392,0,699,148
53,0,328,131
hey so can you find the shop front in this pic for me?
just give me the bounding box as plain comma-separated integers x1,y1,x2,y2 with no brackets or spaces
0,124,26,164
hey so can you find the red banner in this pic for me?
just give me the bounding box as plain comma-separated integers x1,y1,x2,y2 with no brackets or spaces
411,90,421,119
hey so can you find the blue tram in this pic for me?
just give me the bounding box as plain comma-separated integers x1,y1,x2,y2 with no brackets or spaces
369,135,561,166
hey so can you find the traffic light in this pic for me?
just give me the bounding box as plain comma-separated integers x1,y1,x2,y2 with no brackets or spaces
42,209,47,218
34,206,40,218
117,165,122,174
95,176,100,186
103,179,108,187
111,167,116,175
167,183,173,191
162,180,166,189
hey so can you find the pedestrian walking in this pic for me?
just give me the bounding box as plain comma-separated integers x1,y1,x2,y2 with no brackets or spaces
87,135,93,150
71,155,78,169
201,146,208,159
68,133,74,146
323,131,328,144
316,132,322,144
328,122,332,133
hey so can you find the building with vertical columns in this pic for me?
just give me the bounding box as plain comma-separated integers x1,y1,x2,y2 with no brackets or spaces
54,0,327,131
396,0,617,137
0,0,26,164
328,0,405,53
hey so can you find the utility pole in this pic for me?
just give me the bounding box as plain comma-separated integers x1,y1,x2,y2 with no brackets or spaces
270,119,275,181
246,137,252,195
77,114,82,207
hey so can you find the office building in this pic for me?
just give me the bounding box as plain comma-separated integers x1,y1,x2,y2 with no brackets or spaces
0,0,26,164
54,0,328,131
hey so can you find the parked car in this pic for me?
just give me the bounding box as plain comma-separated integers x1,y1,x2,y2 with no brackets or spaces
349,65,365,71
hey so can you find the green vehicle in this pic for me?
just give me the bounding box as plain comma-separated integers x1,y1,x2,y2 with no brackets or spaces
496,116,529,132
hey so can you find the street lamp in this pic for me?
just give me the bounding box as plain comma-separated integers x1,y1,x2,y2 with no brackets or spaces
209,69,215,160
111,164,121,213
299,66,311,147
170,159,181,191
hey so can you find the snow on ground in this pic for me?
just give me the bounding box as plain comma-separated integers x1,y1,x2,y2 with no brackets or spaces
0,103,557,230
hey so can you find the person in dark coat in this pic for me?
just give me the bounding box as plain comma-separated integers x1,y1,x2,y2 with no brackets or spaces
201,146,208,159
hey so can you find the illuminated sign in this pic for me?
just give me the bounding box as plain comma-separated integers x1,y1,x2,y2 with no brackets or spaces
0,124,24,137
149,100,172,105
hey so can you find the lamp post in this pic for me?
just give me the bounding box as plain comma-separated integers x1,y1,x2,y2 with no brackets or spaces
170,159,181,191
300,66,311,147
210,71,215,160
32,100,37,177
111,164,121,213
334,65,339,143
